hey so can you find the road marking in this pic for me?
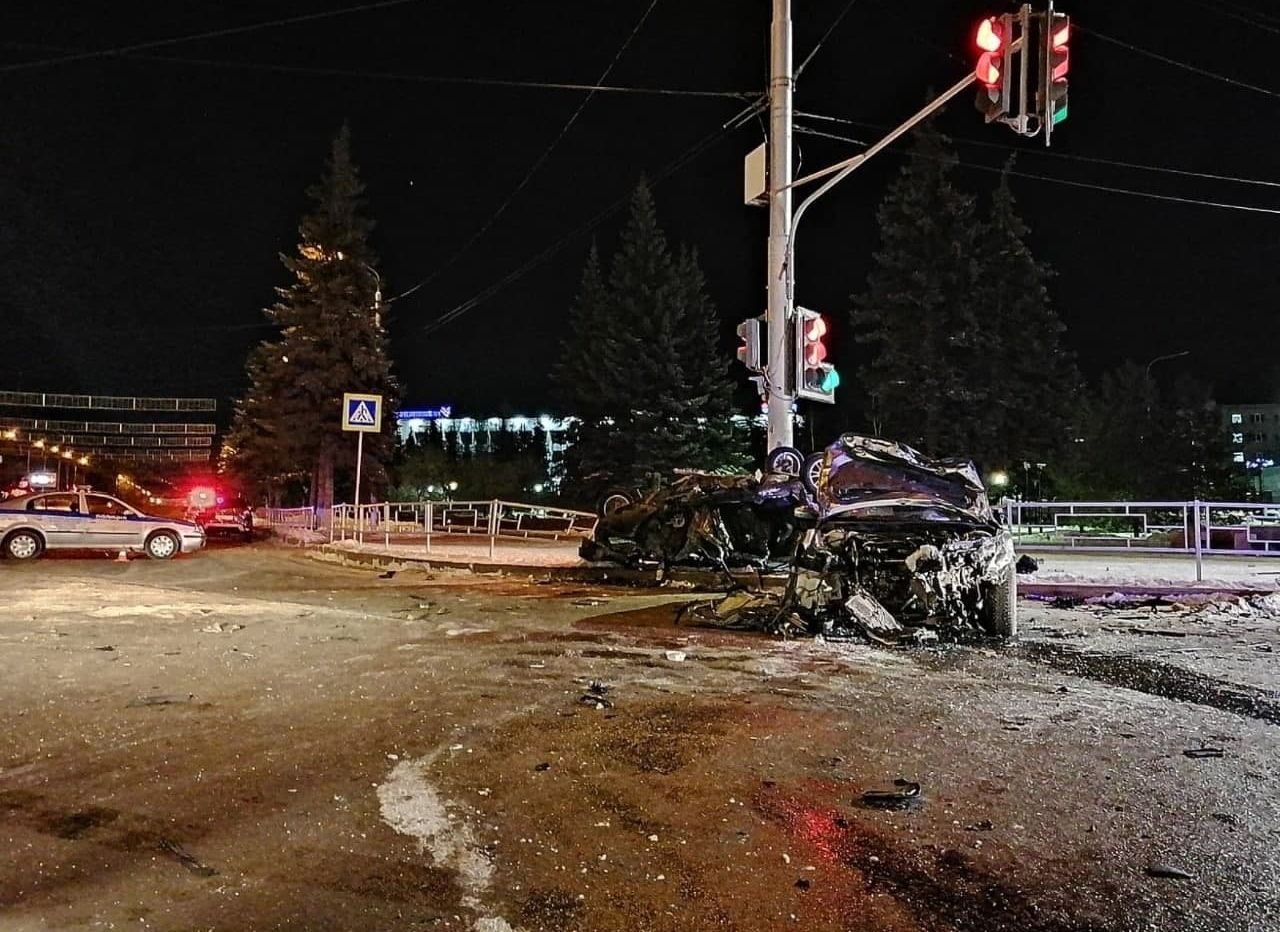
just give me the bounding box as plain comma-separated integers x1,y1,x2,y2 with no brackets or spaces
377,756,519,932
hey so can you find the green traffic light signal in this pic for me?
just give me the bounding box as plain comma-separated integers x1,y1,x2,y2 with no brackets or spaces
821,368,841,393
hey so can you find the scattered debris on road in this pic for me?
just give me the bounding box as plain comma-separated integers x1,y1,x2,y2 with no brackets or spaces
1145,864,1195,880
858,779,923,811
1183,746,1226,759
158,838,217,877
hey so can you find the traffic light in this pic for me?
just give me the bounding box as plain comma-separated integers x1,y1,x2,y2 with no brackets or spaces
794,308,839,404
736,317,761,371
973,14,1012,122
1041,11,1070,144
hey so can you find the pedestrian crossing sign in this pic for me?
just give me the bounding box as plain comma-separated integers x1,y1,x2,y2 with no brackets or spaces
341,393,383,433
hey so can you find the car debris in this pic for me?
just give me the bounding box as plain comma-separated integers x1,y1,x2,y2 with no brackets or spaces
579,681,613,709
647,435,1019,641
1183,746,1226,759
1145,864,1194,880
858,779,923,811
580,471,812,570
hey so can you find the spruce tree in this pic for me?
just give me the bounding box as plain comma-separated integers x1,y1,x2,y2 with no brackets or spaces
555,182,746,491
973,162,1081,468
226,125,397,508
851,122,991,461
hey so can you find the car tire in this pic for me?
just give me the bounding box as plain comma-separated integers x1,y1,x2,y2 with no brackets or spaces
597,487,637,518
3,530,44,561
145,531,180,561
982,563,1018,638
766,446,804,477
800,452,825,494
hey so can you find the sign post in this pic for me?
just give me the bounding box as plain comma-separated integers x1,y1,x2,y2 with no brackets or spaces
341,392,383,543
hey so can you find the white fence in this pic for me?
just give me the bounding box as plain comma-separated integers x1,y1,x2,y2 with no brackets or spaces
258,507,321,531
328,499,598,559
1001,499,1280,581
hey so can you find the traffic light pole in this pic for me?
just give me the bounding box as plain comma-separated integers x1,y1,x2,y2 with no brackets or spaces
765,0,794,453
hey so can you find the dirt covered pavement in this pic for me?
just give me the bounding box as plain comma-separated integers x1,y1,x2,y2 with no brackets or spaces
0,547,1276,931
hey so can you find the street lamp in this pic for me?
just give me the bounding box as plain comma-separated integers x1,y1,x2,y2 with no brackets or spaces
1144,350,1190,380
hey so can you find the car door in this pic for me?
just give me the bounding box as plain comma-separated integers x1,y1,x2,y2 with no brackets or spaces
83,494,146,549
25,493,88,549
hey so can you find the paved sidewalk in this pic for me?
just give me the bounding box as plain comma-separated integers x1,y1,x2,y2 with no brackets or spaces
305,536,1280,593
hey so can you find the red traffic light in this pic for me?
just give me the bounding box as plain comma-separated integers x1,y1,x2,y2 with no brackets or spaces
974,17,1005,88
804,316,827,341
975,16,1003,53
1050,18,1070,81
976,52,1001,87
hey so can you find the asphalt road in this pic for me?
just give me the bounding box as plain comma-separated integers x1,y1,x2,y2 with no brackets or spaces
0,546,1276,932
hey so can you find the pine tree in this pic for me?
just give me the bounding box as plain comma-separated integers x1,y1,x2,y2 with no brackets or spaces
973,162,1082,468
851,122,991,461
555,182,747,491
226,125,397,508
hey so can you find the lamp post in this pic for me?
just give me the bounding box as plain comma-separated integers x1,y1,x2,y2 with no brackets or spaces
1144,350,1190,380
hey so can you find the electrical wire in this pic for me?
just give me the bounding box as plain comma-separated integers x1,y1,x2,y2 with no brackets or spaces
394,0,663,304
125,54,755,99
1182,0,1280,34
796,111,1280,190
1,38,753,99
0,0,425,74
1079,24,1280,102
796,0,860,79
792,125,1280,215
419,106,758,337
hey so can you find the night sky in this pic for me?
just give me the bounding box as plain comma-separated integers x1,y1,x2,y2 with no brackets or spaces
4,0,1278,422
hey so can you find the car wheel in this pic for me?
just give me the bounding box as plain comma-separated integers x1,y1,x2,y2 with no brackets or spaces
766,446,804,477
3,530,43,561
981,563,1018,638
145,531,180,561
801,452,825,494
597,487,637,517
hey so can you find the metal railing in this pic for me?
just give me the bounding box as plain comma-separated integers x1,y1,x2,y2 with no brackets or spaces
1001,499,1280,581
260,507,320,531
328,499,597,559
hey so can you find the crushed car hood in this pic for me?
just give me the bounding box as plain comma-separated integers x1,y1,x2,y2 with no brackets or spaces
818,434,994,525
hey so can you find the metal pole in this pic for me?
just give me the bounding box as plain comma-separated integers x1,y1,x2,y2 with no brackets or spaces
425,501,433,553
765,0,794,452
488,501,498,560
384,502,390,549
354,431,365,545
1193,499,1203,582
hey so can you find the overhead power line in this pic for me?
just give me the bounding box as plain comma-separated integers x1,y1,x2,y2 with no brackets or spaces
796,111,1280,190
793,125,1280,215
796,0,860,79
0,0,425,74
129,55,755,99
419,102,760,337
395,0,662,304
1183,0,1280,34
1,39,752,99
1079,24,1280,102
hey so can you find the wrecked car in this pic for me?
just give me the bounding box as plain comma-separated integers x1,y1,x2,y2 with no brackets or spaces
579,471,812,569
785,434,1016,639
583,434,1018,641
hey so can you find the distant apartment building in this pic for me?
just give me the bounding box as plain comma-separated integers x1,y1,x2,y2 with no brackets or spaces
1222,402,1280,469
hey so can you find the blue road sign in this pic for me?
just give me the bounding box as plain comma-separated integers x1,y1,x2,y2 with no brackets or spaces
341,393,383,433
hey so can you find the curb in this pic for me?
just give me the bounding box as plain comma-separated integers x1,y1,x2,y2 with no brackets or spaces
305,544,773,590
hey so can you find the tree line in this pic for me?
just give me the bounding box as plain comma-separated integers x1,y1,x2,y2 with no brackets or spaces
226,124,1240,507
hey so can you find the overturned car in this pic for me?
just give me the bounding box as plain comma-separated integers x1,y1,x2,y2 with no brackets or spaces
579,471,811,569
581,434,1017,639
